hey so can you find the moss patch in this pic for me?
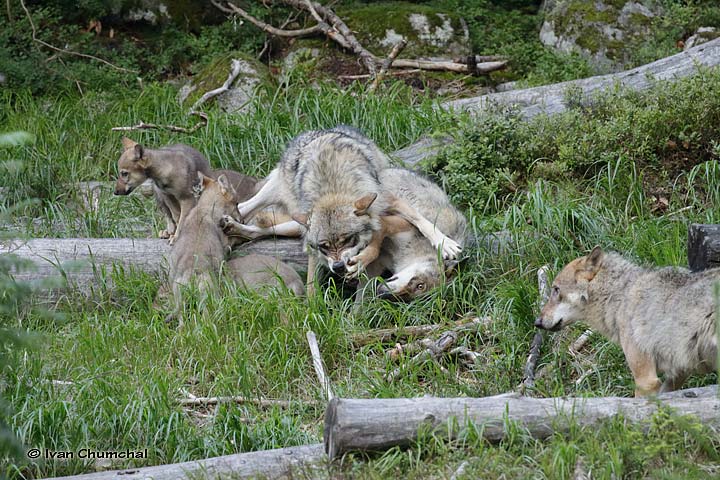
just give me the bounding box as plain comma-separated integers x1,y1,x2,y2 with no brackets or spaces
337,2,470,57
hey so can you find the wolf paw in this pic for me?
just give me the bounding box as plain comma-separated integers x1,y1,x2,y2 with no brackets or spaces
159,229,172,240
219,215,234,233
168,234,177,245
436,236,462,260
345,257,364,279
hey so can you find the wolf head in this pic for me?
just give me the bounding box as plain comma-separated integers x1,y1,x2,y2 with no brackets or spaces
114,137,151,195
535,246,604,331
196,173,238,220
377,258,459,301
295,193,379,275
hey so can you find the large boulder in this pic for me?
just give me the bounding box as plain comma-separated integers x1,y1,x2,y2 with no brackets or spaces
178,53,274,114
337,2,471,59
540,0,662,71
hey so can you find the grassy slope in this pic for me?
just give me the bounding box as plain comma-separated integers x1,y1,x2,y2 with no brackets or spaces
3,73,720,478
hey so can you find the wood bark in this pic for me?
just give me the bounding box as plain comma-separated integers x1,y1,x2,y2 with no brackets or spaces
42,443,327,480
1,237,307,294
397,38,720,167
687,223,720,271
323,385,719,459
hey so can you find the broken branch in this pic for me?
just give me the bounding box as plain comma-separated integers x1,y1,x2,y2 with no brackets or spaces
221,1,321,37
177,395,316,408
307,330,334,401
111,112,208,134
519,265,550,392
370,39,408,91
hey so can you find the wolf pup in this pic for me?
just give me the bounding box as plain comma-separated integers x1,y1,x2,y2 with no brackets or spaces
114,137,212,244
367,168,468,301
166,173,301,324
535,246,719,397
220,126,462,293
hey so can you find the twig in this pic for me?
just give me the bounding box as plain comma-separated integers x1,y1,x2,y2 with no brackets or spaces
177,395,315,408
191,59,244,112
519,265,550,393
385,317,489,361
390,59,507,73
352,316,479,348
569,329,593,356
384,318,490,381
449,460,470,480
111,111,208,133
220,1,321,37
19,0,136,73
339,69,420,80
306,330,334,401
370,39,407,91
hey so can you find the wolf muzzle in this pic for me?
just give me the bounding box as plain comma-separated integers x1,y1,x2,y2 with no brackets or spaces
330,260,346,275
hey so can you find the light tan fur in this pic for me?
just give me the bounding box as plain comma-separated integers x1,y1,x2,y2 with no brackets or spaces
165,173,301,325
536,246,719,397
225,254,305,297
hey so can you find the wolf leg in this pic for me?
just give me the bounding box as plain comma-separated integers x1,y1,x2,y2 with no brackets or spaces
153,185,177,239
346,215,412,278
386,195,462,259
237,168,282,220
221,216,304,240
621,336,661,397
168,198,196,245
660,372,689,393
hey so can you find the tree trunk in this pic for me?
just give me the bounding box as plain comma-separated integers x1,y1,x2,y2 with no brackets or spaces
396,38,720,167
323,386,719,459
41,443,327,480
687,223,720,272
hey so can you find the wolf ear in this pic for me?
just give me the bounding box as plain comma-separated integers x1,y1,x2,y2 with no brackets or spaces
353,193,378,216
133,144,148,165
586,245,603,270
443,258,460,274
216,174,233,196
292,213,309,228
199,172,215,189
121,137,137,151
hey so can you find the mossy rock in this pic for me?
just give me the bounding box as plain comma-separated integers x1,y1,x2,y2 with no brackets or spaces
336,2,470,58
178,52,274,114
540,0,661,71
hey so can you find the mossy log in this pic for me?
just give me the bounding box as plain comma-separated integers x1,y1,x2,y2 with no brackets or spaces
396,38,720,167
323,385,719,459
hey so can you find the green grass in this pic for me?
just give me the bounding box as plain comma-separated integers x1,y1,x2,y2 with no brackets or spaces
3,72,720,478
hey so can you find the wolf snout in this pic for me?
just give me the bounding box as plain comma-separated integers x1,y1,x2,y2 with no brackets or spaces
331,261,346,275
376,283,395,300
534,317,545,329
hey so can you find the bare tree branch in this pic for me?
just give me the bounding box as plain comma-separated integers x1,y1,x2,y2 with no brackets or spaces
370,39,407,91
111,112,208,133
221,1,322,37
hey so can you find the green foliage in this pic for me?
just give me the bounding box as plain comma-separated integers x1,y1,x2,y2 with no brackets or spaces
433,67,720,213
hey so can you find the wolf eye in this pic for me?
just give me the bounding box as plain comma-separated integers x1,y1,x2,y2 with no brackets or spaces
120,171,129,178
416,283,425,291
552,286,560,296
318,242,330,252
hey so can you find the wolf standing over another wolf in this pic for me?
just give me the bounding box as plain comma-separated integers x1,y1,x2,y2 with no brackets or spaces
223,126,463,293
535,246,719,397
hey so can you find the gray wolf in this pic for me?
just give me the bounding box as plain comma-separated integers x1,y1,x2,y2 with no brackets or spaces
114,138,269,243
535,246,719,397
165,173,301,324
220,126,462,293
225,254,305,297
114,137,212,244
355,167,468,302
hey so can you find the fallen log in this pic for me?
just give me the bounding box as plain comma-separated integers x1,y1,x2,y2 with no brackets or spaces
2,237,307,293
41,443,327,480
397,38,720,167
323,385,719,459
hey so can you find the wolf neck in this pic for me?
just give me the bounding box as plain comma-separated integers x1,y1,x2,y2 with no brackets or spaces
585,253,644,341
181,202,227,246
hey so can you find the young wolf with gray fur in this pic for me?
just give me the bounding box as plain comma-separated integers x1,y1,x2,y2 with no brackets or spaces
114,137,266,244
220,126,462,293
535,246,719,397
359,167,468,302
166,173,303,324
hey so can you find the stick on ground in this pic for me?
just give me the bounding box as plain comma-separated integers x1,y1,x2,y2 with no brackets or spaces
519,265,550,392
306,330,334,401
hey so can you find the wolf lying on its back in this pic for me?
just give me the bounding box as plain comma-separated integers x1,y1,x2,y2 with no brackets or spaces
535,246,718,397
221,126,462,292
355,167,468,302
